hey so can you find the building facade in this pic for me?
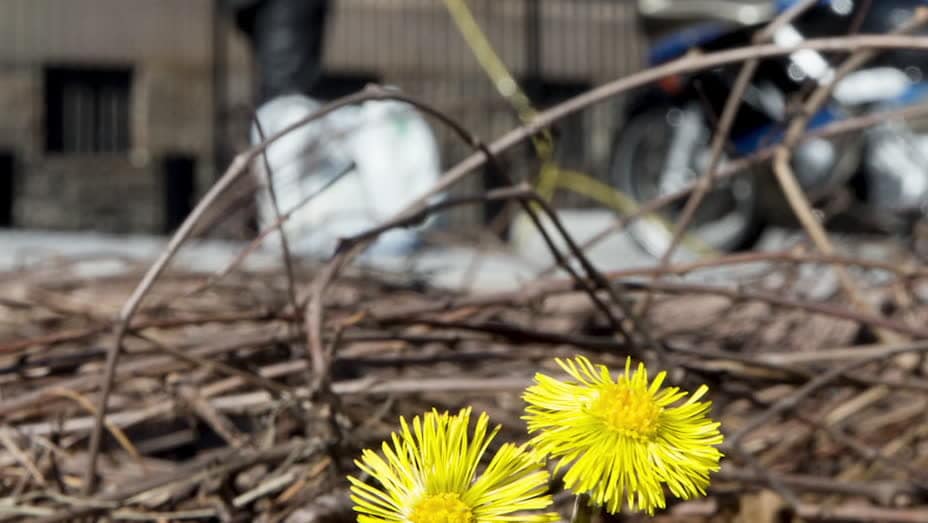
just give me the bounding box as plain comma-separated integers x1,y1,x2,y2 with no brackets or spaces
0,0,643,234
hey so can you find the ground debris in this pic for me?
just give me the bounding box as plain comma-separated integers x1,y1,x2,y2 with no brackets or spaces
1,240,927,522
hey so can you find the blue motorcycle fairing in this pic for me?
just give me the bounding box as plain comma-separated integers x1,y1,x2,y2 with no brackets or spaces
730,80,928,156
776,0,928,13
648,22,730,65
649,0,928,156
731,80,928,155
731,106,840,155
648,1,847,66
880,81,928,108
774,0,844,13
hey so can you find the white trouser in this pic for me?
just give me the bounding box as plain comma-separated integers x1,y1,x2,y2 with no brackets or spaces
250,93,442,257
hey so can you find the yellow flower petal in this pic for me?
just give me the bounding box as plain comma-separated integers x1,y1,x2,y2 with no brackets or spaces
349,408,559,523
523,356,724,515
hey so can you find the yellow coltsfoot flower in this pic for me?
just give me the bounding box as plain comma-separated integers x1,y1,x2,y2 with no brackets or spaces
523,356,724,515
348,407,558,523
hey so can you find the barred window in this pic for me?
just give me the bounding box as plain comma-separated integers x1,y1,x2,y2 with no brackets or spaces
44,66,132,154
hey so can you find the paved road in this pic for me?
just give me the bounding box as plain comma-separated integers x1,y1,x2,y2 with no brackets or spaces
0,210,894,294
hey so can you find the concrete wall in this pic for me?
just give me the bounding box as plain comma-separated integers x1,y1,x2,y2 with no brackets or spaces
0,0,214,66
14,155,162,232
0,67,40,156
0,0,644,233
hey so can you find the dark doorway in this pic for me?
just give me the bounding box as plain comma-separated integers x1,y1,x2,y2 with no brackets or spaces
523,77,593,170
0,151,14,227
162,154,197,233
309,72,380,100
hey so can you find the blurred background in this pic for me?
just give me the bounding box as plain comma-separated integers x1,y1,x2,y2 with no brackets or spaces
0,0,644,237
5,0,928,267
6,3,928,521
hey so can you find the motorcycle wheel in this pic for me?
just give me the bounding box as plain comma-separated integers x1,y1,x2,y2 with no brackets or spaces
609,100,763,260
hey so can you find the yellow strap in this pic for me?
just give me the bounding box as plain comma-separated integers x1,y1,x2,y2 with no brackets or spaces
442,0,715,255
443,0,557,199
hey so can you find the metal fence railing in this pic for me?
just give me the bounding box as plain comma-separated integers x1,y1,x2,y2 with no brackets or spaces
310,0,647,221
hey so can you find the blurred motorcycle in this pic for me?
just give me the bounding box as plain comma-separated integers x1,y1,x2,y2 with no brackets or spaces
612,0,928,258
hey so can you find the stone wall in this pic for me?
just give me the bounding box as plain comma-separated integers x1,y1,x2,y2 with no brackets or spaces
14,155,162,233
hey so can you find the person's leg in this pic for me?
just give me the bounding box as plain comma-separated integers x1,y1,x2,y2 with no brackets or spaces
250,0,331,102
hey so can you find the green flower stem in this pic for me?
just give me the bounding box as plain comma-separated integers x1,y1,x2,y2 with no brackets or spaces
570,494,594,523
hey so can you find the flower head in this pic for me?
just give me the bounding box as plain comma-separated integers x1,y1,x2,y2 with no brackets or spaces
348,408,558,523
523,356,723,515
